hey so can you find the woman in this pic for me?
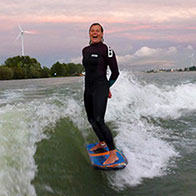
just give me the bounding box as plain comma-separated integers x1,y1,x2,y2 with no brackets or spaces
82,23,119,165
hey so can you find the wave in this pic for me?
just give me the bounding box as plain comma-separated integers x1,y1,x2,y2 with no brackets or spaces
0,90,83,196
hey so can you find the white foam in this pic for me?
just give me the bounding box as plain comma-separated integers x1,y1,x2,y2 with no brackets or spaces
107,71,196,121
0,104,37,196
0,94,84,196
0,89,25,105
105,71,184,188
108,121,178,189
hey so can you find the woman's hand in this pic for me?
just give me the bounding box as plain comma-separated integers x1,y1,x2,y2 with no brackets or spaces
108,90,112,98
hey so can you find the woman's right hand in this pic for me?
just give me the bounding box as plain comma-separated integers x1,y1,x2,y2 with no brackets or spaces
108,90,112,98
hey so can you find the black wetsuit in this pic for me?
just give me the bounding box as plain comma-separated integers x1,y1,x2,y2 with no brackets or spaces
82,42,119,150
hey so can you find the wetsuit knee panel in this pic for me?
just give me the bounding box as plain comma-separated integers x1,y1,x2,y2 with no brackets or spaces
88,118,96,125
95,116,105,125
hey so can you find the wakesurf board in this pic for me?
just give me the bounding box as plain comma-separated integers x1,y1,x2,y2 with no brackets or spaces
86,143,128,170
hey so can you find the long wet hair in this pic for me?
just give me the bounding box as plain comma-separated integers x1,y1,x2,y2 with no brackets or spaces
89,23,104,44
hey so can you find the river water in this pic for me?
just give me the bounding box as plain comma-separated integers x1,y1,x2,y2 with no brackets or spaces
0,71,196,196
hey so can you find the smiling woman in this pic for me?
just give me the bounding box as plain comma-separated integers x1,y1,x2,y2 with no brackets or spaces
89,23,104,44
82,23,120,166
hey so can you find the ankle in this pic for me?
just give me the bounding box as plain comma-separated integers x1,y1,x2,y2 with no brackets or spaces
109,149,117,154
99,141,106,146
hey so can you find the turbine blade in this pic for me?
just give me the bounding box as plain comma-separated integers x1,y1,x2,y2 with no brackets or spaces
16,33,21,40
24,30,34,34
18,24,23,32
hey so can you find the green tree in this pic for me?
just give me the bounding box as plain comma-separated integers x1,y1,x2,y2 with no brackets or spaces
66,63,84,76
5,56,42,79
0,66,14,80
41,66,51,78
2,56,84,80
50,62,67,76
189,66,196,71
4,56,21,68
12,63,25,79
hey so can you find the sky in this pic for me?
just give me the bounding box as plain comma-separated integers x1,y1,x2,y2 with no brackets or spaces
1,0,196,70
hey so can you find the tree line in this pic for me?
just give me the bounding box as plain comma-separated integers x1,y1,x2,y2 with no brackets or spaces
0,56,84,80
146,65,196,73
184,66,196,71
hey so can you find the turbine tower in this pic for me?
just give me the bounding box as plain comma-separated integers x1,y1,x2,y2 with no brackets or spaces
190,53,195,66
16,24,33,56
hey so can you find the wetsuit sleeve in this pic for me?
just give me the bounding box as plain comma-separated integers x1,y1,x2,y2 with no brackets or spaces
82,47,86,67
106,47,119,87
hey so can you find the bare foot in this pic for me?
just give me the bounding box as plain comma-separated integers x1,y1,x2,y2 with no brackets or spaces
103,149,119,165
90,141,106,151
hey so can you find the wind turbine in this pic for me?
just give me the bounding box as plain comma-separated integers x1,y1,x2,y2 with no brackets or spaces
190,53,195,66
16,24,33,56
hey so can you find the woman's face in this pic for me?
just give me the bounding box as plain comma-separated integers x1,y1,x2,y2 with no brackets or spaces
89,25,103,44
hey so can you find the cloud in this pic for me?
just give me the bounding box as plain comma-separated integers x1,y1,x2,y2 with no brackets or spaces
117,46,178,66
168,46,177,53
1,0,196,24
134,47,162,57
187,45,194,50
70,56,82,64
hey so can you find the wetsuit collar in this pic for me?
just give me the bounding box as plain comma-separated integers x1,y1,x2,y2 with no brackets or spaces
90,41,103,46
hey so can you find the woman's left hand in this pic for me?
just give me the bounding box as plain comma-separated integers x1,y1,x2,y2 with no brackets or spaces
108,90,112,98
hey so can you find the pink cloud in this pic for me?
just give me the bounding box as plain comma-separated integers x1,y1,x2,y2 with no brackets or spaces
37,15,126,24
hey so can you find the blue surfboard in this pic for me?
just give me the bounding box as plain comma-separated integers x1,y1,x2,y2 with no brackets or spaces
86,143,128,170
